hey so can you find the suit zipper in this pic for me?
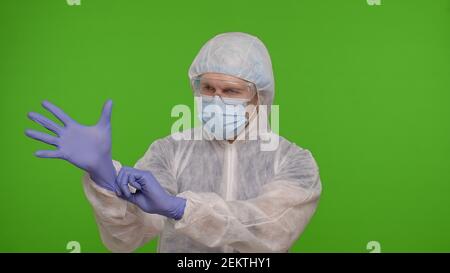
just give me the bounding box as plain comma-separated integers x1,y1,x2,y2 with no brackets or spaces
223,143,235,253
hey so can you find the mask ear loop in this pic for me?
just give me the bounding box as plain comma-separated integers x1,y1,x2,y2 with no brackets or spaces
243,84,260,142
191,77,201,97
246,83,259,122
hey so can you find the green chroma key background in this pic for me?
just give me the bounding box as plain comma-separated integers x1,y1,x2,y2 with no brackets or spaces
1,0,449,252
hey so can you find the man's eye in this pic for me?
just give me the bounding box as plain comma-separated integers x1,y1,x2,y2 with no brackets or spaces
202,85,215,91
224,89,239,94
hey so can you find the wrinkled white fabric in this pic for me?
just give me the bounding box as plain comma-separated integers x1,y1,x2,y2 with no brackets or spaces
82,32,322,253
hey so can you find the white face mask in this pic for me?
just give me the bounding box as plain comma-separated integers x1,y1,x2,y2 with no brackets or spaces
197,95,249,140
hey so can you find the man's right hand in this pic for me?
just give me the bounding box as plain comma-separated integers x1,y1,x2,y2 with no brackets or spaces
25,100,117,191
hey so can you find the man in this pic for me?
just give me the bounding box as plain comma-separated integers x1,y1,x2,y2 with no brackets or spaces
25,32,322,252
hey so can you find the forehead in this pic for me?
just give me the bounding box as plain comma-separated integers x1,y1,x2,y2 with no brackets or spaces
201,73,249,86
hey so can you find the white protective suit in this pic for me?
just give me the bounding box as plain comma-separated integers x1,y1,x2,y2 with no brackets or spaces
82,32,322,253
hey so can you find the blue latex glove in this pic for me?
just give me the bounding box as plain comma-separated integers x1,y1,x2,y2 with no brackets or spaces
25,100,117,192
115,167,187,220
